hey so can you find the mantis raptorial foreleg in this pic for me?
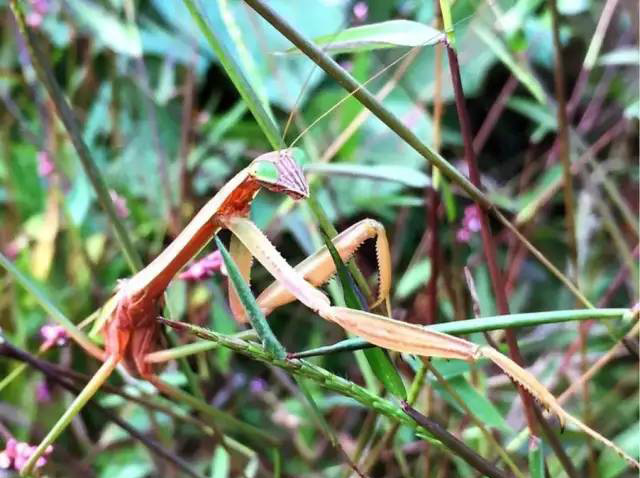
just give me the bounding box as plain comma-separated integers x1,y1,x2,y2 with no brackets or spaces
225,216,639,469
230,218,392,323
20,149,310,475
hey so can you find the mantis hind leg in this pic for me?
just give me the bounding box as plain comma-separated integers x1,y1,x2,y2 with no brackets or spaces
231,218,392,322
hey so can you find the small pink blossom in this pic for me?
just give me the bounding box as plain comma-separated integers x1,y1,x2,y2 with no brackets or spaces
37,151,55,178
109,190,130,219
4,236,27,259
179,250,224,281
36,380,52,403
0,438,52,471
26,0,50,27
456,205,482,243
40,324,68,348
353,1,368,22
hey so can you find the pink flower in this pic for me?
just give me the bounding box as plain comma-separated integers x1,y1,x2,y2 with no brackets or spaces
179,250,224,281
40,324,68,348
109,190,130,219
36,381,52,403
0,439,52,471
37,151,54,178
353,1,368,22
456,205,482,243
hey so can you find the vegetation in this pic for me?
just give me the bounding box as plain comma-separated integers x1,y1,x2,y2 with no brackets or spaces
0,0,638,477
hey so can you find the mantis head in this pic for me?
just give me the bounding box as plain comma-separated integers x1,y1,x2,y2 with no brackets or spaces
248,148,309,200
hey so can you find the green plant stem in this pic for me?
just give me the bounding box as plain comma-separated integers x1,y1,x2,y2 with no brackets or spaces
20,355,119,475
0,337,205,478
290,308,630,357
9,0,141,272
159,318,426,431
242,0,593,310
402,402,510,478
145,330,257,363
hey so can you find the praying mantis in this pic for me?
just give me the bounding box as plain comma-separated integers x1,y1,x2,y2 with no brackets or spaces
18,147,639,474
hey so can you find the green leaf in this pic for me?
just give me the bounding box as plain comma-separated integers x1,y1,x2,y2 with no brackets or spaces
210,446,230,478
214,237,286,359
66,0,142,57
474,25,546,103
395,259,431,300
528,437,545,478
290,20,444,54
304,163,430,188
598,48,640,66
432,375,510,430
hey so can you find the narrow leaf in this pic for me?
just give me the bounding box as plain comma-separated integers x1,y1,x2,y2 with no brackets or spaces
286,20,444,54
215,237,286,359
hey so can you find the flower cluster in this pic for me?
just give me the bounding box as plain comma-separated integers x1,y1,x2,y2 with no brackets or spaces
0,439,53,472
40,324,68,348
26,0,51,28
178,250,224,281
456,205,482,243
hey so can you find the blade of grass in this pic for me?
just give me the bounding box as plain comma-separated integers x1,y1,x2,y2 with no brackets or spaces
0,252,103,359
215,237,285,359
182,0,282,149
9,0,141,272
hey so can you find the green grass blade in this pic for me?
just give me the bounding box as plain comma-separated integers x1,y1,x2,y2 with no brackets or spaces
215,237,286,359
9,0,141,272
182,0,283,149
528,437,545,478
0,252,103,359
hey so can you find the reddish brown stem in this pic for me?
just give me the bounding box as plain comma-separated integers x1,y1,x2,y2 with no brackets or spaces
426,187,440,325
445,43,539,435
472,75,518,155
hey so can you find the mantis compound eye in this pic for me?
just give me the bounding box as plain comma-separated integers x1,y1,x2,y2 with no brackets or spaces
250,148,309,200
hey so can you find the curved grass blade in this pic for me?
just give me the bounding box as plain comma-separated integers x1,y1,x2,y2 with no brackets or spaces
215,237,286,359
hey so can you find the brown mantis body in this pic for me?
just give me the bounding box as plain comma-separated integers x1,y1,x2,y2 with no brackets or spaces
21,149,639,474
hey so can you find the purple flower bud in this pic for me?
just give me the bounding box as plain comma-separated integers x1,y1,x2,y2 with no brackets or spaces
36,380,52,403
37,151,54,178
179,250,224,281
353,1,368,22
109,190,130,219
456,205,482,243
40,324,68,348
249,377,268,395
